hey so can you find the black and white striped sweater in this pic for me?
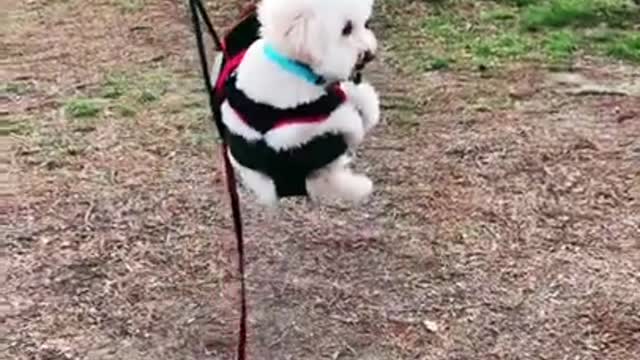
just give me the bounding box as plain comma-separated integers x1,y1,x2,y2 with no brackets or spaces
215,58,351,198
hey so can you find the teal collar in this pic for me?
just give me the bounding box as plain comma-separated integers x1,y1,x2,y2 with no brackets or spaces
263,43,325,85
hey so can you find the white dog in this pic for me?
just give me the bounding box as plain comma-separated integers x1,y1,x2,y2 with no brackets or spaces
218,0,380,206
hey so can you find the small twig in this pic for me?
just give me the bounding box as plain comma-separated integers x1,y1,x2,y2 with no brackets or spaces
24,99,59,112
566,85,629,97
330,314,358,324
130,25,152,32
138,55,166,64
387,316,421,325
616,112,638,123
367,145,406,151
72,81,97,90
268,325,292,348
84,201,95,228
12,75,33,81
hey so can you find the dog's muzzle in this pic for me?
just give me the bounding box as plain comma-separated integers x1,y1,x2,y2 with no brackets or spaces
355,50,375,71
351,51,375,84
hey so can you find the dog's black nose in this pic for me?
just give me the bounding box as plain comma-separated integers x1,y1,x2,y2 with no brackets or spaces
362,50,375,64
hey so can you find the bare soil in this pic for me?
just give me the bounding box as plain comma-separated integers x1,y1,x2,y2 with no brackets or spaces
2,1,639,359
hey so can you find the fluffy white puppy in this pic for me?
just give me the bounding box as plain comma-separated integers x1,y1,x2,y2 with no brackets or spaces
220,0,380,206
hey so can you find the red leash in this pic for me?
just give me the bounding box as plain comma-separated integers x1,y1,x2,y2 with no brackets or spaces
188,1,247,358
222,145,247,359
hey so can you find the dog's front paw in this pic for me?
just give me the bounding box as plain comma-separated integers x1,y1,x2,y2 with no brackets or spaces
342,81,380,132
306,168,373,204
355,82,380,131
344,173,374,203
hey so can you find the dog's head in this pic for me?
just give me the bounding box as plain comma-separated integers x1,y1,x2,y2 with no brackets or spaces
258,0,377,82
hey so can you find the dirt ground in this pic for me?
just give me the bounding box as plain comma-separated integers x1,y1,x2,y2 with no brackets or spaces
2,0,640,359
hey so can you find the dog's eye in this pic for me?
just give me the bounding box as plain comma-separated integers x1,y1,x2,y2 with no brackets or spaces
342,21,353,36
365,20,371,29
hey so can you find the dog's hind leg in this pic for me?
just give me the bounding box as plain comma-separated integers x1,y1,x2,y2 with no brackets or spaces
227,152,279,207
306,158,373,204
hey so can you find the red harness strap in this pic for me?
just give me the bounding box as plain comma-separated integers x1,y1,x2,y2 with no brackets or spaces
215,50,247,95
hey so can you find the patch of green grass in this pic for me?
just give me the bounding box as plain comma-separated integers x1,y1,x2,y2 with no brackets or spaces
139,89,161,103
497,0,541,6
94,69,173,118
101,70,171,105
423,16,464,40
606,33,640,62
544,30,580,60
101,73,130,99
481,7,519,21
422,13,536,65
112,103,137,117
522,0,599,29
0,118,34,136
428,57,452,71
473,32,535,59
116,0,145,13
583,26,621,42
1,82,31,96
64,98,104,118
135,71,171,104
385,0,640,72
187,132,217,150
521,0,637,31
40,137,86,168
15,126,90,170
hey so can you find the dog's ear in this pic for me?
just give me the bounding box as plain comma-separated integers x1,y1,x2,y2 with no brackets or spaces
283,11,313,62
258,0,315,62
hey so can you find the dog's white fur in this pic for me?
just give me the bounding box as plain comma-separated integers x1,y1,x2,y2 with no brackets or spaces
221,0,380,206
